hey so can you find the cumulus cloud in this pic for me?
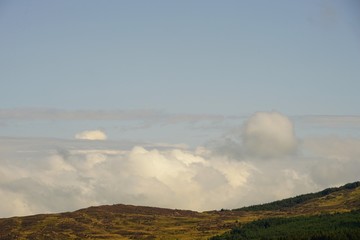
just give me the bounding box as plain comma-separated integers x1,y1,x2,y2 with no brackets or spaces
75,130,107,141
0,138,254,216
242,112,297,158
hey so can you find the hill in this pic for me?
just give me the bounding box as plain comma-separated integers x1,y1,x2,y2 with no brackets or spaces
0,204,239,240
0,181,359,239
234,181,360,212
210,210,360,240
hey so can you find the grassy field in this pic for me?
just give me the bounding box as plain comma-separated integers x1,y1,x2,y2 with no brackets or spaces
0,181,359,239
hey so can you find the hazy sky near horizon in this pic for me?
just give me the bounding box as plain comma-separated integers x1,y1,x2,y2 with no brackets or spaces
0,0,360,217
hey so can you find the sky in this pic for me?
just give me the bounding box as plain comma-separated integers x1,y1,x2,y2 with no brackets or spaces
0,0,360,217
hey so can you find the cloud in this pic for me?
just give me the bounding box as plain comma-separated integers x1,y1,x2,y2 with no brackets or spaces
296,115,360,128
0,138,254,216
301,137,360,186
302,137,360,161
0,108,163,121
0,112,360,218
0,108,227,125
75,130,107,141
0,108,233,143
242,112,297,158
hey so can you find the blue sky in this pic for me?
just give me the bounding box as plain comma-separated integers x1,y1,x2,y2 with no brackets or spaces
1,0,359,115
0,1,360,217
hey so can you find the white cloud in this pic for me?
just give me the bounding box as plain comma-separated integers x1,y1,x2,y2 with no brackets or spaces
242,111,297,158
75,130,107,141
0,138,254,216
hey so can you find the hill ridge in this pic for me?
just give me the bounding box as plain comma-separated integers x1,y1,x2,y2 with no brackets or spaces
235,181,360,212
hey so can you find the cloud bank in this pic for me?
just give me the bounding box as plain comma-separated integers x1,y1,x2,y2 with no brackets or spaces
0,112,359,218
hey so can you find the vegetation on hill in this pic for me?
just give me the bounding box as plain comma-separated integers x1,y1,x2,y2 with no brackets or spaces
0,204,241,240
235,181,360,212
210,210,360,240
0,181,359,239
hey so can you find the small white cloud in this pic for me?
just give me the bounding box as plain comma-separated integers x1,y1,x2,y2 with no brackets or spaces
75,130,107,141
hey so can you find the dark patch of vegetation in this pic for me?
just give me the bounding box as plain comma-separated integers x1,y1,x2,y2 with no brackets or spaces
235,181,360,211
210,210,360,240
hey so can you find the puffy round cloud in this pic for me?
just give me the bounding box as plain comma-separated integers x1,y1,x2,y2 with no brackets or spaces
242,112,297,158
75,130,107,141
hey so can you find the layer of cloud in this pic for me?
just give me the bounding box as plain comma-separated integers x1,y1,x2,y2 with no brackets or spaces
0,108,227,125
75,130,107,141
0,108,163,121
0,112,359,218
296,115,360,128
0,108,233,143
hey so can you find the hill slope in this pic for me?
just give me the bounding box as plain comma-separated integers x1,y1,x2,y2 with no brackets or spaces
0,181,359,240
211,210,360,240
235,181,360,213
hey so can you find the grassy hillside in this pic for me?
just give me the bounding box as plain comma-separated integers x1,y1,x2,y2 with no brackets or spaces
235,181,360,212
0,181,359,240
0,204,241,240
